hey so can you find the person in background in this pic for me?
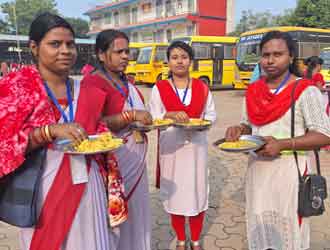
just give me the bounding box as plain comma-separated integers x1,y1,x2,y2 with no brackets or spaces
149,41,217,250
304,56,325,89
225,31,330,250
0,13,116,250
81,29,152,250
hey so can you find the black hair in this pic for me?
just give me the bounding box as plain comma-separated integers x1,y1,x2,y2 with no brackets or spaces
166,41,194,61
304,56,324,79
95,29,129,64
29,12,75,45
259,31,301,77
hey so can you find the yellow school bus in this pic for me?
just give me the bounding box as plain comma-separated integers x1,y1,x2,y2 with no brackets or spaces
235,26,330,89
125,43,147,79
162,36,237,89
135,43,168,84
320,47,330,84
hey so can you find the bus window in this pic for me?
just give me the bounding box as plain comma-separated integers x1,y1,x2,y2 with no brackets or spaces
224,44,236,59
192,42,211,59
299,42,319,58
154,46,167,62
129,47,140,61
137,47,152,64
320,49,330,69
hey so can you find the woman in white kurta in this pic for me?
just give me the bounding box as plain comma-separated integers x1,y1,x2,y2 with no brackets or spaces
225,31,330,250
149,41,216,250
82,29,153,250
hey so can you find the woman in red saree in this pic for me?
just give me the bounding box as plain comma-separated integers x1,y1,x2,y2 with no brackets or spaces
81,29,152,250
0,13,115,250
225,31,330,250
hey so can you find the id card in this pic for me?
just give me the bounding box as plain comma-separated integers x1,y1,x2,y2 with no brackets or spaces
133,131,144,144
70,155,89,184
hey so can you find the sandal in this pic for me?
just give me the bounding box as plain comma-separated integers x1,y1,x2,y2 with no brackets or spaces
190,240,202,250
176,240,186,250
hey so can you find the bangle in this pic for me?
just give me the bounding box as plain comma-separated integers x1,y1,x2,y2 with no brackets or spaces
291,138,296,150
44,125,53,142
122,111,130,123
40,126,48,142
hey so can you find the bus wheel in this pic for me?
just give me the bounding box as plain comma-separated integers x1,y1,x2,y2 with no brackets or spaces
199,76,210,85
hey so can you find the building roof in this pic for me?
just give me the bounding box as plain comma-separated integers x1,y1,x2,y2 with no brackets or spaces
85,0,138,15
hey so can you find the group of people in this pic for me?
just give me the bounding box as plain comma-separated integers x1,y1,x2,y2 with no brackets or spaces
1,12,330,250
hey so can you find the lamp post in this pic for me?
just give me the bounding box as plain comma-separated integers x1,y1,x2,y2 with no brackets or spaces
12,1,22,63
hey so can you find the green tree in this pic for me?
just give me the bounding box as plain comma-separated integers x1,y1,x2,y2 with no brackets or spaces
229,10,286,36
0,18,9,33
290,0,330,28
0,0,58,35
65,17,89,38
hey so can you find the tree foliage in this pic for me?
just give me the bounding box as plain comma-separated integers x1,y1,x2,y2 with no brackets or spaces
230,0,330,35
66,17,89,38
0,0,58,35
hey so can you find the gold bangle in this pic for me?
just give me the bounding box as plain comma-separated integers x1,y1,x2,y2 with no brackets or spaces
291,138,296,150
44,125,53,142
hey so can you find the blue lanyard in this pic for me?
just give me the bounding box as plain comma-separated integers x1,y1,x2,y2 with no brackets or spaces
44,79,74,123
273,72,291,94
102,69,134,108
173,80,190,106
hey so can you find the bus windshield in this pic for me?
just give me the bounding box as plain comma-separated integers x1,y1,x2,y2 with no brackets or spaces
236,34,263,71
129,47,140,61
154,46,167,62
320,49,330,69
137,47,152,64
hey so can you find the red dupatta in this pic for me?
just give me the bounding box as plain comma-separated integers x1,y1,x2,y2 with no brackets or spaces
81,73,145,116
246,78,311,126
155,79,209,188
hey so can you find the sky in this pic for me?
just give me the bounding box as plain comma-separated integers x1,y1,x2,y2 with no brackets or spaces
0,0,297,23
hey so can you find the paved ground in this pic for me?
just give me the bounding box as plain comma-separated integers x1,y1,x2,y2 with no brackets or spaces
2,87,330,250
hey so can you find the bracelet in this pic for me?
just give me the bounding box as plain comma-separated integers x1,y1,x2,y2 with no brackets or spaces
44,125,53,142
40,126,48,142
122,111,130,123
291,138,296,150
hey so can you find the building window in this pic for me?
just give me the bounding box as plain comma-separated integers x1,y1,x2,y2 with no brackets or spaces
187,26,194,36
104,12,112,24
188,0,195,12
142,3,152,13
131,7,138,23
114,11,119,26
166,29,172,42
132,32,138,42
165,0,175,17
177,0,183,10
153,30,164,42
156,0,163,17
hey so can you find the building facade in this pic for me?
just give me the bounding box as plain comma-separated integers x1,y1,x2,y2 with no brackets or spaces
85,0,235,42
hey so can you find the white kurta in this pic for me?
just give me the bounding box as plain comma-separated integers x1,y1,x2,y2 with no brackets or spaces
242,86,330,250
149,83,217,216
111,83,151,250
19,80,115,250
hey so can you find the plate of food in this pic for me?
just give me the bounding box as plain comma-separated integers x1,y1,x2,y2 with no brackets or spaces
174,118,212,131
54,132,124,155
214,135,265,153
130,119,174,132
